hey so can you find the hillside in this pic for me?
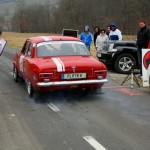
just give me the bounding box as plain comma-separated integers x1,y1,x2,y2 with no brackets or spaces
0,0,58,30
0,0,58,4
0,0,16,4
0,0,58,15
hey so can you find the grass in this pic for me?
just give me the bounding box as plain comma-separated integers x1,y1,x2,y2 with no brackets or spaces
2,32,136,58
2,32,54,50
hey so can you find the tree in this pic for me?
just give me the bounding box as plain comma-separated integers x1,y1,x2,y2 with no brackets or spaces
11,0,150,35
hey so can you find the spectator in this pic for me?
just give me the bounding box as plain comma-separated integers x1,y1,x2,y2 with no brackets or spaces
96,29,109,51
106,25,111,36
80,25,93,51
0,31,2,37
136,20,150,76
109,22,122,41
93,26,100,46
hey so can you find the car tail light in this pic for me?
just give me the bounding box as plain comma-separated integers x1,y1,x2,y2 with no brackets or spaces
39,73,53,78
94,70,107,79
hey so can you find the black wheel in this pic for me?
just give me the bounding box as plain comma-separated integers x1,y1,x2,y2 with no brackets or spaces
114,53,136,74
26,79,34,97
13,65,19,82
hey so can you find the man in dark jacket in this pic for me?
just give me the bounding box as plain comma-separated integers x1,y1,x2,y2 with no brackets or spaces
93,26,100,46
137,20,150,76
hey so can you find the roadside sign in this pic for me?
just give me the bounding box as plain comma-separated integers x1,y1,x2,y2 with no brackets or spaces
62,29,78,38
142,49,150,87
0,38,7,56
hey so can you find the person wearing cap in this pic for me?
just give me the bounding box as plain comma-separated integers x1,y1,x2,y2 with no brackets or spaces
80,25,93,51
109,22,122,41
93,26,100,46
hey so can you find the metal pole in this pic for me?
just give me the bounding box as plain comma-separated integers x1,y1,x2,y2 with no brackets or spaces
130,68,133,89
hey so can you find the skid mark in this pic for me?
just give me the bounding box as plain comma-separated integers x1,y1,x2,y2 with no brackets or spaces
104,86,143,96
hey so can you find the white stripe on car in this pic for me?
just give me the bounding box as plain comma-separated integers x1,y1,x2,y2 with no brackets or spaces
52,58,63,72
57,58,65,72
39,36,51,41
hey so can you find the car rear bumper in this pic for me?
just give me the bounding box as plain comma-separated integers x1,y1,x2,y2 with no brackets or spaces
37,79,108,87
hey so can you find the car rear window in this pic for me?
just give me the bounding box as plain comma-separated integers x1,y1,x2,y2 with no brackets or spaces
36,41,91,57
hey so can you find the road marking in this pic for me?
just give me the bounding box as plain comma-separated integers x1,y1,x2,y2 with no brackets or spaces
83,136,107,150
10,72,13,76
48,103,60,112
103,85,130,89
116,88,142,96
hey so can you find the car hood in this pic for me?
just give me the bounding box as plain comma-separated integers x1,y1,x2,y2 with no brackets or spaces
36,56,106,72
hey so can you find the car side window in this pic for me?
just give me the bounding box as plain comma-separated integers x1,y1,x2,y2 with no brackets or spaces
27,43,33,57
21,41,30,54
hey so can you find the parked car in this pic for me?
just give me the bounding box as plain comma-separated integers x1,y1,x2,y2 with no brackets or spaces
13,36,108,97
97,40,138,74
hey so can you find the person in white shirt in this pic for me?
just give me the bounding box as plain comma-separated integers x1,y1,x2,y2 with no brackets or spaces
109,22,122,41
96,29,109,51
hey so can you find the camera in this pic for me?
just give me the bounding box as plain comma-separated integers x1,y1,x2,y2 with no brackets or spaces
129,62,136,69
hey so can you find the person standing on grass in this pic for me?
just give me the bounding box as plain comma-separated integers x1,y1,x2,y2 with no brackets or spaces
109,22,122,41
93,26,100,46
0,31,2,38
96,29,109,51
106,25,111,36
80,26,93,51
136,20,150,76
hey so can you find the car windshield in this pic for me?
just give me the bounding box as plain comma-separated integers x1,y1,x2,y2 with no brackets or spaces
36,41,91,57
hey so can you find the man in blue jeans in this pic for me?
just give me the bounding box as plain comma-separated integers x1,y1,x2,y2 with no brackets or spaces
136,20,150,77
80,26,93,51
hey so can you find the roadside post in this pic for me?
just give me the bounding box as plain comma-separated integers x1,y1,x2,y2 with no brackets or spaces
0,38,7,56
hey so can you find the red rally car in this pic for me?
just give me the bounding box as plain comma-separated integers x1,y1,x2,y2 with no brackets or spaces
13,36,108,97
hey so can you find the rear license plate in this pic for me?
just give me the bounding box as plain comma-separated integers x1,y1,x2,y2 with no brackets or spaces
61,73,86,79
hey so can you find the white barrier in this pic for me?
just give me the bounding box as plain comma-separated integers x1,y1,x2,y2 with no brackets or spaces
142,49,150,87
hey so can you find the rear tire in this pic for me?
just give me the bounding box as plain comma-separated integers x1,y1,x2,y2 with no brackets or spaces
13,65,19,82
26,79,34,98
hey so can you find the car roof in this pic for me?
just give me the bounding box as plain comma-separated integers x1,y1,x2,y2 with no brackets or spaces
27,36,81,43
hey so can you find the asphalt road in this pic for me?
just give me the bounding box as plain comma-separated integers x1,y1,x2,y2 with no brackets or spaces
0,47,150,150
